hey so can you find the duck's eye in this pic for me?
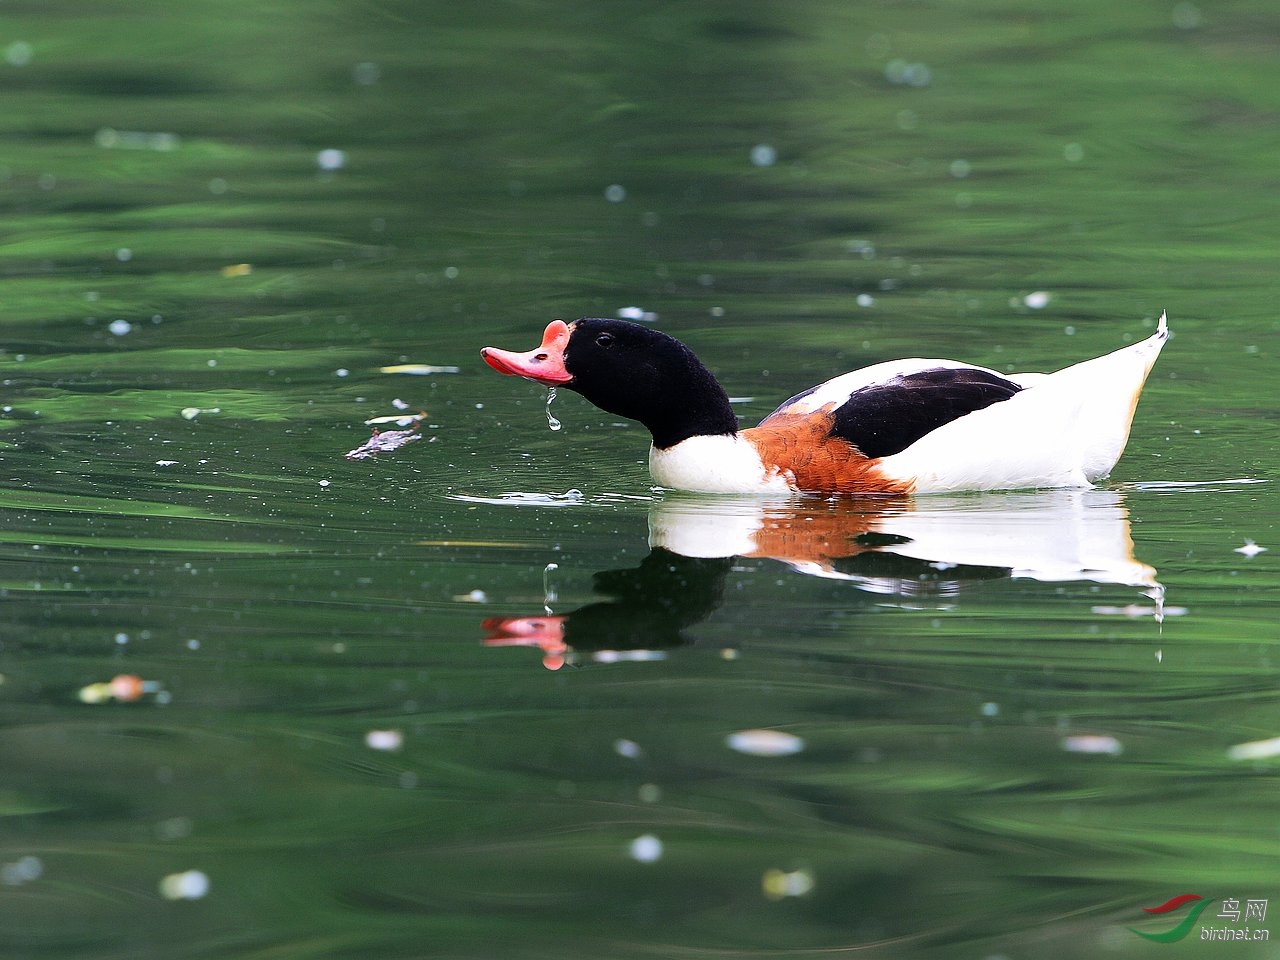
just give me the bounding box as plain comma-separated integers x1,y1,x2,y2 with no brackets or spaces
595,333,615,348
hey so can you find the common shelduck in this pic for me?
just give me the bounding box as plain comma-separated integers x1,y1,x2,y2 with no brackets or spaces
480,313,1169,495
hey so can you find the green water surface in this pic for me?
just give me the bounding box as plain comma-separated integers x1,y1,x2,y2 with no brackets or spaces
1,2,1277,958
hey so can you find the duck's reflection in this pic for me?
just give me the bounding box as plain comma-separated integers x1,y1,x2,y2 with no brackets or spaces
483,550,733,670
483,489,1161,669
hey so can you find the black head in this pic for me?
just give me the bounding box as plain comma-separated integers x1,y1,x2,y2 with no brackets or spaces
563,318,738,449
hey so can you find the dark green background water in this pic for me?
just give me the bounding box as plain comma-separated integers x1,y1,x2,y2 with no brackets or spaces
1,2,1277,957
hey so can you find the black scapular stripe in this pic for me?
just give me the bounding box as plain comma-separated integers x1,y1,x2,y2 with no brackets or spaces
828,367,1023,459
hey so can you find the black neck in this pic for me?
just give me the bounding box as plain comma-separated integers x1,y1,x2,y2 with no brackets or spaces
643,375,739,449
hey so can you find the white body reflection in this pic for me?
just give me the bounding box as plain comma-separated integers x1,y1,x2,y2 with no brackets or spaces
649,489,1159,596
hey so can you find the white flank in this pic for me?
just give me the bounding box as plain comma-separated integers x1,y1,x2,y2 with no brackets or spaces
879,315,1169,492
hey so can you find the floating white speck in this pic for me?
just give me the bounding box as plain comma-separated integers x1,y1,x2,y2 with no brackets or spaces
318,479,330,487
1227,736,1280,761
352,61,381,85
5,41,34,67
1023,291,1051,309
856,293,875,307
592,649,666,663
0,856,43,886
885,59,931,87
1091,604,1187,618
155,460,179,467
616,306,658,322
365,729,404,752
604,184,626,203
379,364,460,375
762,867,814,899
316,148,346,171
981,702,999,717
159,869,210,901
1061,734,1123,756
726,729,805,757
614,738,643,760
108,319,132,336
1172,2,1203,30
181,406,221,420
363,412,426,427
1234,540,1267,557
335,368,350,378
392,398,410,410
629,834,662,863
750,143,777,167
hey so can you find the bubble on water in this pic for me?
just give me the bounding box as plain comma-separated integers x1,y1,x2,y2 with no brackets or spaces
108,319,132,336
5,41,33,67
617,306,658,322
1,856,42,886
1061,734,1123,756
159,869,210,901
352,61,381,85
885,59,931,87
604,184,626,203
762,867,814,899
750,143,777,167
1023,291,1051,309
156,816,193,841
1234,540,1266,557
316,148,346,171
726,729,805,757
1228,736,1280,761
629,834,662,863
365,729,404,752
1172,2,1202,29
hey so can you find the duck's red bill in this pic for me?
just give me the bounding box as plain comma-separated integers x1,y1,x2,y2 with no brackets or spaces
481,320,573,385
482,615,569,671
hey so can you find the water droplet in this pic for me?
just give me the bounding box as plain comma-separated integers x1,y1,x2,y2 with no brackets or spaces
543,561,559,612
545,388,562,431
